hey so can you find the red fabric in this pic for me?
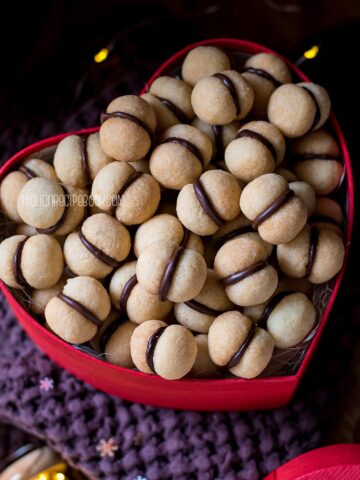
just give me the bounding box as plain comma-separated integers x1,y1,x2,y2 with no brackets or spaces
264,444,360,479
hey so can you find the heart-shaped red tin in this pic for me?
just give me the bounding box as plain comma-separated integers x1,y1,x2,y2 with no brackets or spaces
0,38,354,411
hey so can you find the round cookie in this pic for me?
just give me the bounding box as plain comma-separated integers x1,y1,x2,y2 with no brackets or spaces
240,173,307,244
192,117,240,164
134,213,203,258
91,310,136,368
0,159,58,222
310,197,343,236
212,213,273,258
277,224,345,284
99,95,156,161
45,276,111,344
0,234,64,289
103,320,136,368
268,83,331,138
136,239,207,303
174,269,233,333
289,181,316,217
20,158,58,182
130,320,197,380
191,70,254,125
267,292,316,348
176,170,241,236
143,76,194,133
149,124,212,189
290,129,343,195
181,46,232,86
0,172,28,222
208,311,274,378
214,236,278,306
17,178,86,234
31,276,67,316
91,161,160,225
109,261,173,323
54,133,112,188
244,289,316,348
224,121,285,183
63,213,131,279
242,52,291,117
189,334,220,378
276,167,297,182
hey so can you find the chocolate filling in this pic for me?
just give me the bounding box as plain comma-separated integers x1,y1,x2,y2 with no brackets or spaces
180,227,190,248
301,86,321,132
293,153,340,162
252,189,294,229
161,137,203,165
306,226,319,277
242,66,282,88
57,292,102,327
216,225,254,246
213,73,240,115
99,317,124,353
212,125,223,161
113,172,143,210
80,135,91,186
100,111,153,141
153,95,189,124
158,245,184,301
236,129,277,160
78,230,120,268
222,261,267,287
13,238,31,290
18,165,37,180
184,299,222,317
146,326,167,373
193,179,225,227
36,186,69,234
120,274,138,313
226,322,256,369
260,290,294,327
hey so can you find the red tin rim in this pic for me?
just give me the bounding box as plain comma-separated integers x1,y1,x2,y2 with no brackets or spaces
264,443,360,479
0,38,354,400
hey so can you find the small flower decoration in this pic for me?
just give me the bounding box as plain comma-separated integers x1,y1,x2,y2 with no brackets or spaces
96,438,119,458
39,377,54,392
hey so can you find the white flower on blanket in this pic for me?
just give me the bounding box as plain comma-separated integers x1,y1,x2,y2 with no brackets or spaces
96,438,119,458
39,377,54,392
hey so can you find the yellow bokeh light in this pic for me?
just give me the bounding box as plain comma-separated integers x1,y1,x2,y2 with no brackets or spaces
54,474,66,480
304,45,319,60
36,474,49,480
94,48,109,63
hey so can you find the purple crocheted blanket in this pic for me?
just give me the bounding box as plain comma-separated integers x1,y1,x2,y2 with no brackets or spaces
0,248,358,480
0,83,358,480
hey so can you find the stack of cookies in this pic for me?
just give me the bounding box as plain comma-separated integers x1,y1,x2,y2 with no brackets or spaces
0,45,346,381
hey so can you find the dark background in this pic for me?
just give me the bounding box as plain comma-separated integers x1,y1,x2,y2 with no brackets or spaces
0,0,359,160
